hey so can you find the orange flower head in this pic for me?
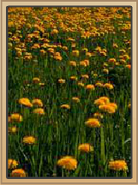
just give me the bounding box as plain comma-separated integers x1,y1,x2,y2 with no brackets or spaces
78,143,94,153
19,98,33,108
109,160,128,171
85,118,101,128
57,156,77,170
8,159,19,169
10,169,27,177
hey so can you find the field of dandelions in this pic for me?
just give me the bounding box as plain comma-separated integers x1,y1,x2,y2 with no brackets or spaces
8,7,131,178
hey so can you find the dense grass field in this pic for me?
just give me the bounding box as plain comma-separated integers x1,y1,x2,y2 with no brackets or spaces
8,7,131,178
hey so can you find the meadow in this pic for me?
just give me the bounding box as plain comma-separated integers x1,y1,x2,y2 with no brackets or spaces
8,7,131,178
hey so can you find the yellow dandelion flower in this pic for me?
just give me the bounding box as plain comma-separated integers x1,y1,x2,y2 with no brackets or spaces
85,84,95,90
109,160,128,171
94,97,110,106
72,50,79,57
10,113,23,122
80,61,87,67
104,83,114,90
108,58,116,63
126,64,131,70
100,51,107,56
119,49,126,54
80,60,89,67
8,126,18,134
8,159,19,169
99,104,116,114
95,82,104,87
58,79,66,84
72,97,80,103
113,43,118,48
23,136,36,145
93,112,103,119
85,118,101,128
70,76,78,81
8,116,11,123
95,46,101,52
128,103,131,109
51,29,58,35
60,104,70,109
81,74,89,79
103,69,109,74
32,99,43,107
33,77,40,84
78,82,85,87
10,169,27,177
107,103,118,110
94,99,105,106
86,52,92,57
120,59,126,64
78,143,94,153
69,61,77,67
57,156,77,170
19,98,33,108
33,108,45,115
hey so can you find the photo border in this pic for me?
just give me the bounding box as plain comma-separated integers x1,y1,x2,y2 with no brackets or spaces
0,1,137,185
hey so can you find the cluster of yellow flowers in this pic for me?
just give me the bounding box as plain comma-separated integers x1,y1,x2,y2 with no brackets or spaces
94,97,117,114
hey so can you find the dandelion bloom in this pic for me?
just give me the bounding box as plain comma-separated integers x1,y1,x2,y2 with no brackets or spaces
60,104,70,110
72,50,79,57
33,77,40,84
78,82,85,87
10,169,27,177
70,76,78,81
8,159,19,169
126,64,131,69
94,99,105,106
119,49,126,53
80,60,89,67
10,113,23,122
107,103,118,110
81,74,89,79
57,156,77,170
120,59,126,64
69,61,77,67
78,143,94,153
104,83,114,90
100,51,107,56
108,58,116,63
8,116,11,123
58,79,66,84
94,97,110,106
93,112,103,119
99,104,116,114
23,136,36,145
72,97,80,103
80,61,87,67
85,118,101,128
113,43,118,48
33,108,45,115
103,69,109,74
95,82,104,87
19,98,33,108
108,160,128,171
128,103,131,109
51,29,58,35
32,99,43,107
8,126,18,134
85,84,95,90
